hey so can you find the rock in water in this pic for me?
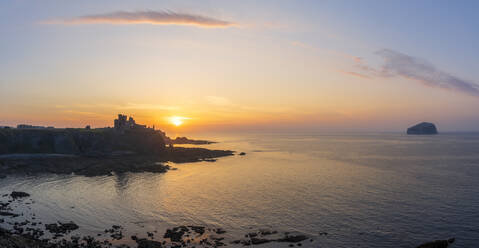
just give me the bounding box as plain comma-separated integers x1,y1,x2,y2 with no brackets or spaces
45,222,79,234
407,122,438,135
10,191,30,199
416,238,455,248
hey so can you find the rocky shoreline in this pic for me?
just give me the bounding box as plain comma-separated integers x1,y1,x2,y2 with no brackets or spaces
0,191,316,248
166,137,216,145
0,191,456,248
0,147,234,177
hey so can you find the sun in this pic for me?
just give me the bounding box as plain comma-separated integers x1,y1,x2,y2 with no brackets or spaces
169,116,188,127
172,118,183,126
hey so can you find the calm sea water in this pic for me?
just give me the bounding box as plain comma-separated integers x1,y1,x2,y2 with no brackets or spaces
1,133,479,247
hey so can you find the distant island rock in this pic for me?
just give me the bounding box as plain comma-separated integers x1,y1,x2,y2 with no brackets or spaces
407,122,438,135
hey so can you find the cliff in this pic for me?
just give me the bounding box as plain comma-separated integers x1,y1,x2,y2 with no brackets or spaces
0,128,166,156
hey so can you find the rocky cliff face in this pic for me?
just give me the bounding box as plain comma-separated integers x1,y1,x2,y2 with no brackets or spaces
0,128,166,155
407,122,438,135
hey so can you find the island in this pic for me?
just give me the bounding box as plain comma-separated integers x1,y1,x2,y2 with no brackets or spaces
407,122,438,135
0,114,233,176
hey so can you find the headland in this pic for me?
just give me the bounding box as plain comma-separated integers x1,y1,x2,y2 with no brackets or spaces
0,114,234,177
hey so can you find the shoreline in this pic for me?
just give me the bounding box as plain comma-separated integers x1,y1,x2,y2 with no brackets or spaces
0,191,455,248
0,191,313,248
0,147,234,177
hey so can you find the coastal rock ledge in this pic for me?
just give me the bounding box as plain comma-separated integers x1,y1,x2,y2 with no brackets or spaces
407,122,438,135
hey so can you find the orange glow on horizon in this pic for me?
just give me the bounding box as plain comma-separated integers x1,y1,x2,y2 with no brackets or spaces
168,116,189,127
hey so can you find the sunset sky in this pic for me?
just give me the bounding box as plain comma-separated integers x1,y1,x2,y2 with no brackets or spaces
1,0,479,133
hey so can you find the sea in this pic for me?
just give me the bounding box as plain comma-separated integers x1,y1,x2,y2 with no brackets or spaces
1,133,479,247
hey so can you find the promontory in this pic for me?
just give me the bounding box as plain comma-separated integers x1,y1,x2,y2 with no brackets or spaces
0,114,234,176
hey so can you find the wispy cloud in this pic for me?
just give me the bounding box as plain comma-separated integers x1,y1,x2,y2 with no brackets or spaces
43,10,235,28
350,49,479,97
339,70,371,79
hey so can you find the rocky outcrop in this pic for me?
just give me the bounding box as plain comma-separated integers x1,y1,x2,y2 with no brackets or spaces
416,238,455,248
0,148,233,176
45,222,79,234
165,136,216,145
165,147,233,163
0,156,171,176
407,122,438,135
10,192,30,199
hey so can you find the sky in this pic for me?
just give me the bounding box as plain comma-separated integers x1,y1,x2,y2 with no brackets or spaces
1,0,479,134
